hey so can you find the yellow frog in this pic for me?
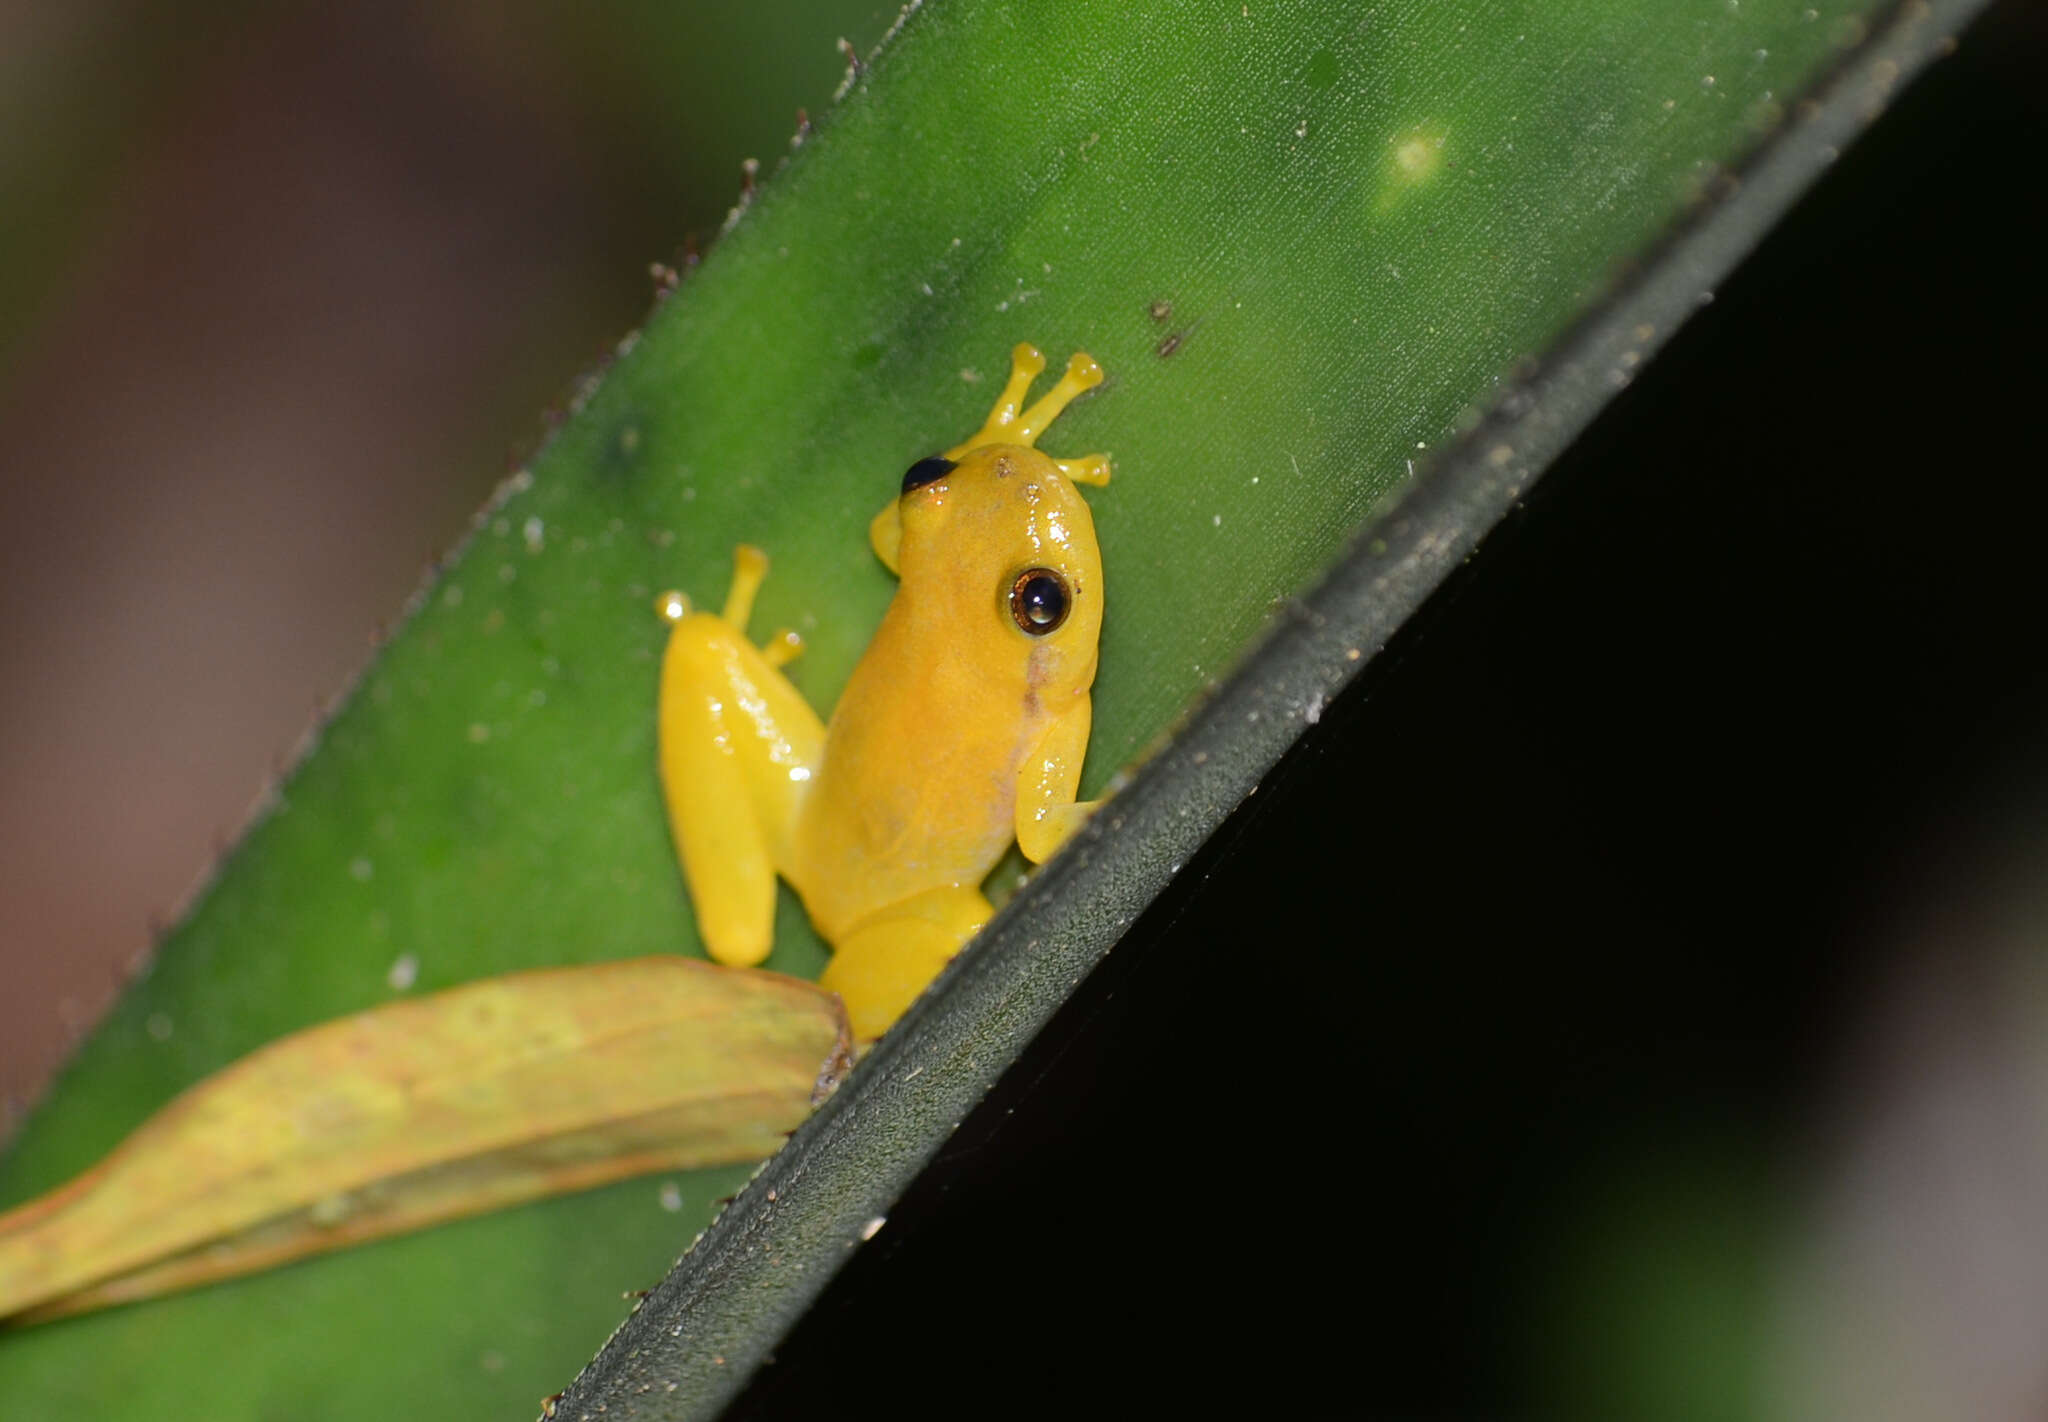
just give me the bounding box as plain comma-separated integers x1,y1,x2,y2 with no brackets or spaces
656,342,1111,1040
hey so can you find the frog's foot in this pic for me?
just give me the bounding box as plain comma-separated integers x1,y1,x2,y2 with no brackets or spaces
1014,352,1104,446
818,887,993,1041
656,546,771,634
946,343,1104,457
949,342,1045,454
660,548,802,665
1017,797,1102,865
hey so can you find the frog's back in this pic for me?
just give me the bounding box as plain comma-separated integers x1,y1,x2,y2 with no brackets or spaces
792,443,1103,939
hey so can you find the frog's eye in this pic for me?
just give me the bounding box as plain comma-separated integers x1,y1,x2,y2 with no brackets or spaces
901,455,956,494
1008,568,1071,636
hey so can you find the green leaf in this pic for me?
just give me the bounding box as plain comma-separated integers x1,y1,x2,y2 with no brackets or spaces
0,0,1990,1416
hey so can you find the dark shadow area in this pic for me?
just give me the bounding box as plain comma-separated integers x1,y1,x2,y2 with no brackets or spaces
727,4,2047,1417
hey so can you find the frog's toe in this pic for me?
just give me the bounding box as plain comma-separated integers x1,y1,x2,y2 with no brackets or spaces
720,545,770,629
1055,453,1112,488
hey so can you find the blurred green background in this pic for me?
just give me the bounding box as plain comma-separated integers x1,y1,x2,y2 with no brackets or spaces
0,0,895,1113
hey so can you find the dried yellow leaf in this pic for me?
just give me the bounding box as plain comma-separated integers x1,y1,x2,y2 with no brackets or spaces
0,958,848,1323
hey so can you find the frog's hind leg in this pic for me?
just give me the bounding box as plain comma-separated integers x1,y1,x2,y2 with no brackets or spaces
657,546,824,968
818,887,994,1041
944,343,1046,456
946,343,1104,458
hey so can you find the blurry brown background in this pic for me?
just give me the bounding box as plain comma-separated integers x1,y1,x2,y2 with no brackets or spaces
0,0,888,1113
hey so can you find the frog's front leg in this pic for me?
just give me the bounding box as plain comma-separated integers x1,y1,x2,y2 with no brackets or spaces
657,546,825,968
817,886,994,1041
1015,698,1100,864
818,694,1098,1038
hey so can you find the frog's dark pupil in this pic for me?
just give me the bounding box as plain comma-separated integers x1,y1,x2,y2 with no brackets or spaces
901,455,956,494
1009,569,1070,635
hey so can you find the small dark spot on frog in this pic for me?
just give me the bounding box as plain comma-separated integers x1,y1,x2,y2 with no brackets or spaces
1147,298,1172,322
1156,331,1185,358
1305,48,1340,90
993,454,1015,479
901,454,955,493
852,340,885,371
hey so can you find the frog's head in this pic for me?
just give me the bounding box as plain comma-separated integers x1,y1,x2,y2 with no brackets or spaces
868,344,1112,691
